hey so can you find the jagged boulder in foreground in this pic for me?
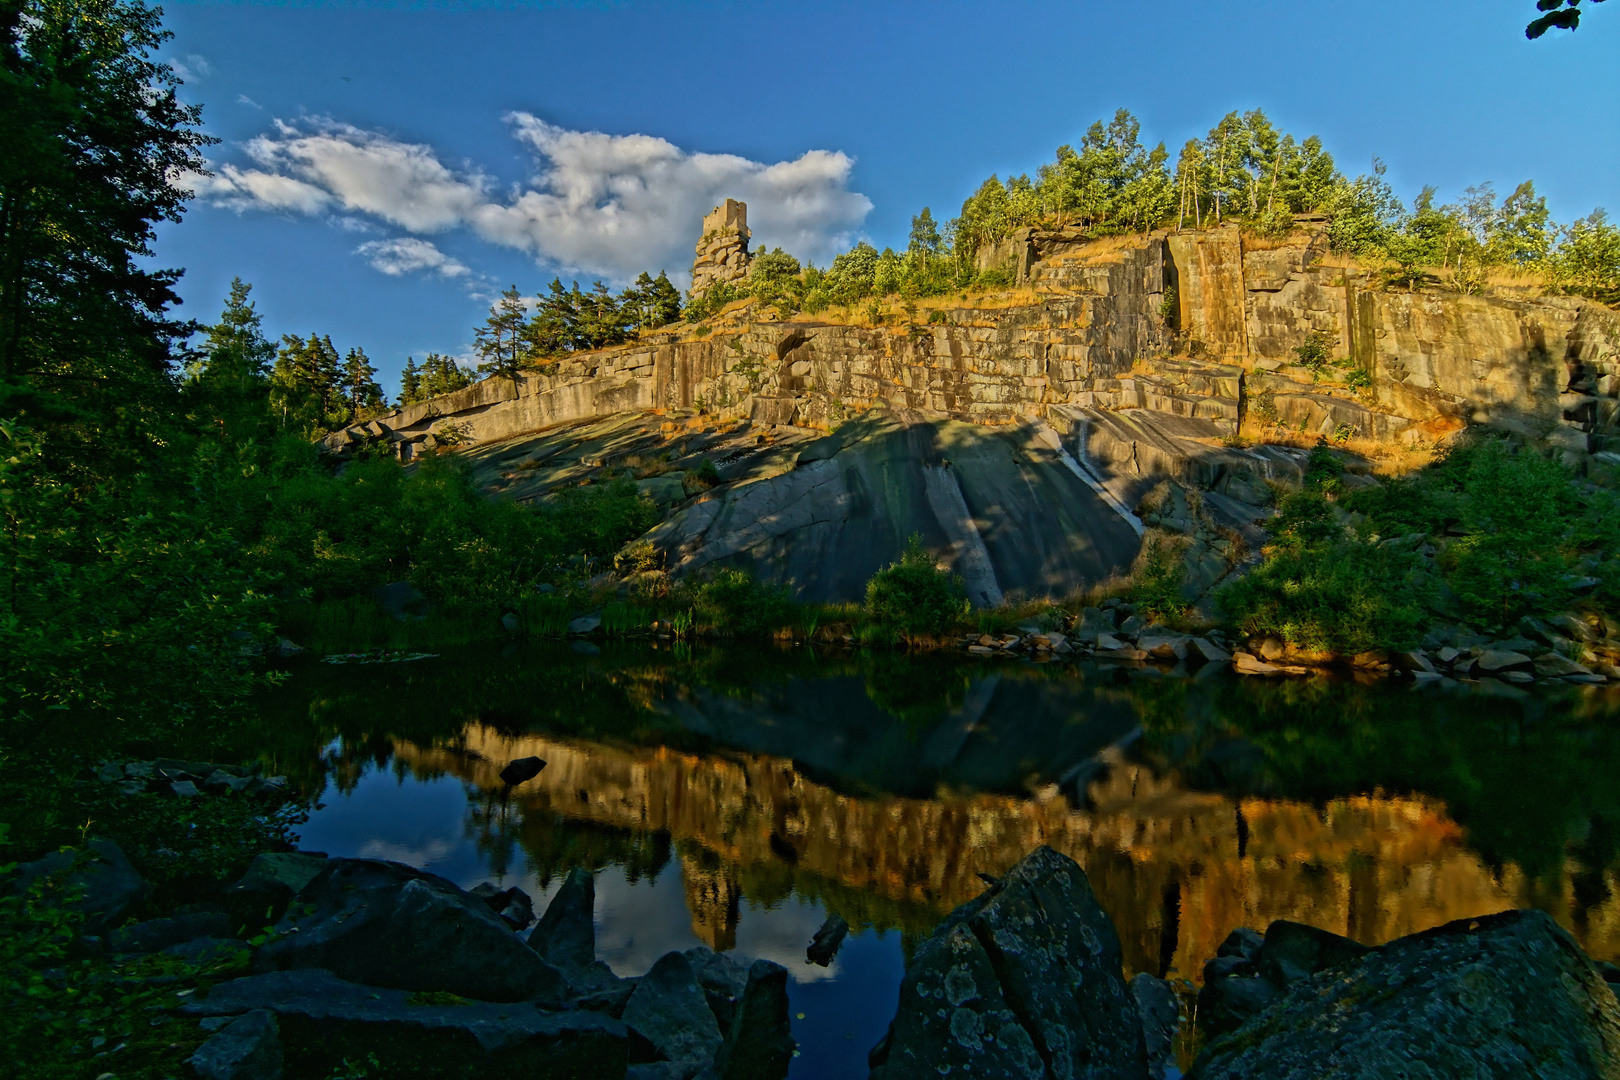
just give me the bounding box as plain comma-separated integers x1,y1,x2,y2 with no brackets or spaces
1189,909,1620,1079
868,844,1146,1080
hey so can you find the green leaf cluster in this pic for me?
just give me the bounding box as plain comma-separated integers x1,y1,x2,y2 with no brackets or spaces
864,535,969,639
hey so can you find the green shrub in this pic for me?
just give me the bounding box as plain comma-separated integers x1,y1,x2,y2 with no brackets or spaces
1130,535,1189,623
692,568,794,637
864,536,969,638
1217,538,1432,653
1293,331,1333,371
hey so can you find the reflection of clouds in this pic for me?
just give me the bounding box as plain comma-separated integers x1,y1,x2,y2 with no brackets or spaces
736,898,844,983
357,837,457,866
594,864,705,977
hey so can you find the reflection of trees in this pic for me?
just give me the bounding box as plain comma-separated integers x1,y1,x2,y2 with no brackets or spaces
862,652,973,727
1134,675,1620,888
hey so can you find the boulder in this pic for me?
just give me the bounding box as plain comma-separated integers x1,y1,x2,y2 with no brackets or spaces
225,852,330,930
1475,648,1533,673
183,968,628,1079
470,882,536,931
622,951,724,1067
254,858,567,1004
1251,921,1370,988
569,615,603,635
13,837,145,936
532,867,597,971
1189,910,1620,1079
684,948,750,1033
110,910,233,954
1186,637,1232,664
714,959,794,1080
189,1009,283,1080
1137,634,1189,661
868,845,1143,1080
1232,652,1305,677
1196,921,1368,1040
1534,652,1592,678
498,756,547,786
1131,973,1180,1080
806,913,850,967
1072,608,1118,644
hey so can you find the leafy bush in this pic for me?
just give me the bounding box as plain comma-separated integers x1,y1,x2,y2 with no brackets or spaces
864,536,968,638
691,568,794,637
1293,332,1334,370
1217,538,1432,653
1130,535,1189,623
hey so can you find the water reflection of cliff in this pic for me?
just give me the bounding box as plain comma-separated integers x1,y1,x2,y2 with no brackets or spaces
391,722,1620,977
267,642,1620,976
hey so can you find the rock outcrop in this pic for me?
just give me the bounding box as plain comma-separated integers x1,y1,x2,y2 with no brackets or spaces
691,199,752,295
253,858,569,1004
868,845,1145,1080
1188,909,1620,1079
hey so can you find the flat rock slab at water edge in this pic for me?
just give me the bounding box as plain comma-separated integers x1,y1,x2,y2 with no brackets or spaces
183,968,628,1079
253,858,568,1004
869,844,1145,1080
1188,909,1620,1079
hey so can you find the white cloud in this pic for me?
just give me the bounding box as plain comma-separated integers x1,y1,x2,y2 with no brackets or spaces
357,237,471,279
237,94,263,110
170,53,213,82
195,115,872,285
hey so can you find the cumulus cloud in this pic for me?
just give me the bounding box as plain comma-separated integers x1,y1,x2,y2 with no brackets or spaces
357,237,471,279
196,114,872,284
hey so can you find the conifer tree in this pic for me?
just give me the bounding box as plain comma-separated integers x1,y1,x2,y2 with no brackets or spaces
342,346,386,419
646,271,682,326
475,285,530,383
196,277,276,389
400,356,422,405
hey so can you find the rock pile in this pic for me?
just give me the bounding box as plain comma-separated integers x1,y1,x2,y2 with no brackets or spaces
176,854,796,1079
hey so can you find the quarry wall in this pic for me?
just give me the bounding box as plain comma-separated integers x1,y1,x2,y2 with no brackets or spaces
332,225,1620,467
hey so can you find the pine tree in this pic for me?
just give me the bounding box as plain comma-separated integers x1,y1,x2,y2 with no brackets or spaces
196,277,276,389
401,356,422,405
647,271,682,326
475,285,529,383
343,347,386,419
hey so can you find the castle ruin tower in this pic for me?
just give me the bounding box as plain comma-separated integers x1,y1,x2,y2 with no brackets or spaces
690,199,752,295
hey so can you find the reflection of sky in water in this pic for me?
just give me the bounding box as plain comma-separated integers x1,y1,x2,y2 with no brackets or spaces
298,758,901,1079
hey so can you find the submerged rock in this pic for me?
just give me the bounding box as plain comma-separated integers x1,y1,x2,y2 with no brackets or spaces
498,756,547,786
254,858,566,1004
806,913,850,967
1189,909,1620,1079
868,845,1144,1080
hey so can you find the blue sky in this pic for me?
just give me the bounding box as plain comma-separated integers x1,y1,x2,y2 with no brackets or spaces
155,0,1618,397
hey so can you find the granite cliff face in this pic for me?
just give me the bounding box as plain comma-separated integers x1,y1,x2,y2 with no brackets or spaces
328,219,1620,600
